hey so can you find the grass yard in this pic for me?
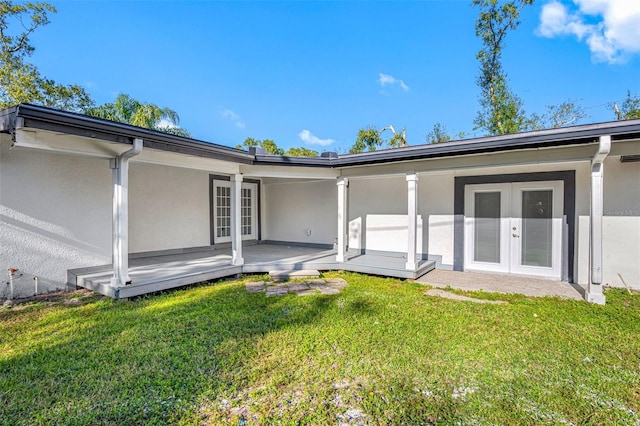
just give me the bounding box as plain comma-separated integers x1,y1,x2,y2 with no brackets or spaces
1,272,639,425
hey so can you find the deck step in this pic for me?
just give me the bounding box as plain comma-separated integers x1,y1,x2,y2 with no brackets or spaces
269,269,321,281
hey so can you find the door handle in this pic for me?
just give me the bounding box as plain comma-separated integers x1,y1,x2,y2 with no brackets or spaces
512,233,520,238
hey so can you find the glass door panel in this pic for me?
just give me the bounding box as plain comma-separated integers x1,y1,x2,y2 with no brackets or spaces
474,192,501,263
521,190,553,267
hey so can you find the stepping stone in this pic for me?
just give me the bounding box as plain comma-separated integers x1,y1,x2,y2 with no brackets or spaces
245,281,266,293
269,270,320,281
308,282,341,295
325,278,348,288
266,286,288,297
286,282,310,292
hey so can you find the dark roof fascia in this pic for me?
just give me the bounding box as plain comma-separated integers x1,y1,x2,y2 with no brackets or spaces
253,154,333,167
329,120,640,167
4,104,255,164
253,119,640,169
3,104,639,170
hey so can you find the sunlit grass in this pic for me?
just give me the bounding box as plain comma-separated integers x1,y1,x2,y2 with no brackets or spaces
1,272,639,425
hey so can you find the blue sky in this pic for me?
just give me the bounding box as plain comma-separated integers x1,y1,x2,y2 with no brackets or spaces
29,0,640,152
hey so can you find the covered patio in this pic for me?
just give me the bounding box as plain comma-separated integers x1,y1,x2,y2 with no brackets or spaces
70,243,435,298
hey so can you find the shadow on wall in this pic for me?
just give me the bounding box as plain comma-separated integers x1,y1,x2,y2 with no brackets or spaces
349,214,423,254
348,214,453,268
0,206,109,299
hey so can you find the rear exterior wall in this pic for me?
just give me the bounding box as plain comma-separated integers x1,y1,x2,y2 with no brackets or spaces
0,140,112,295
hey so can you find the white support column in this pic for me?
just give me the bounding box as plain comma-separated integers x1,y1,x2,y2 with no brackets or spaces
231,174,244,266
587,135,611,305
110,138,142,288
336,177,349,262
406,172,419,270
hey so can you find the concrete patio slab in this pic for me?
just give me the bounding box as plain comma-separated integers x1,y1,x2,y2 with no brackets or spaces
417,269,585,301
425,289,507,304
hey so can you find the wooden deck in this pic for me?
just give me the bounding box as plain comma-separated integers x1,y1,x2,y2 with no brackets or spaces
69,243,435,298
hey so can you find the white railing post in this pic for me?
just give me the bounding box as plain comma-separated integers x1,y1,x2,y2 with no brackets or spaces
406,172,419,270
587,135,610,305
336,177,349,262
231,174,244,266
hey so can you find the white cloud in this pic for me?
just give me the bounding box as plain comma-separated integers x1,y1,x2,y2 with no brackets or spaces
157,118,178,129
378,73,409,91
221,109,246,129
298,129,335,146
537,0,640,63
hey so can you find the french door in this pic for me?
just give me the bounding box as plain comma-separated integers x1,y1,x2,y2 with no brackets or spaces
212,180,257,243
464,181,563,278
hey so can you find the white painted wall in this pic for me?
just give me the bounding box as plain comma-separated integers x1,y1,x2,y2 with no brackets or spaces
602,156,640,288
348,176,406,253
363,214,423,254
0,140,112,295
262,179,337,245
419,173,455,268
129,162,210,253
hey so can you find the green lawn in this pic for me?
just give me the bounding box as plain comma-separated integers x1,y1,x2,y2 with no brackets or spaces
1,272,639,425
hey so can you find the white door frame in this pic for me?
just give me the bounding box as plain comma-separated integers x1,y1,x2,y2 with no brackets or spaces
212,179,258,244
510,181,563,278
464,183,511,273
464,181,564,279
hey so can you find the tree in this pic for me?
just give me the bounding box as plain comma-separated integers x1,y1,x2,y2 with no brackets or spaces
473,0,532,135
236,137,320,156
426,122,452,144
349,127,384,153
381,125,408,148
85,94,191,137
0,1,93,111
613,90,640,120
285,146,318,157
527,100,587,130
236,137,284,155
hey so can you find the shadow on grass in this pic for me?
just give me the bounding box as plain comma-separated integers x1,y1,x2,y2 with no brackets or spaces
0,279,336,425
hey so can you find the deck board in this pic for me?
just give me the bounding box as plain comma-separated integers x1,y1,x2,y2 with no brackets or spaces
71,244,435,298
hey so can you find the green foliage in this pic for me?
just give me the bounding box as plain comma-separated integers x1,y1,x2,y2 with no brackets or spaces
1,276,639,424
387,132,407,148
0,1,93,111
236,137,284,155
349,126,383,153
473,0,533,135
236,137,318,156
285,146,318,157
85,94,190,137
260,139,284,155
613,90,640,120
426,122,452,144
527,99,588,130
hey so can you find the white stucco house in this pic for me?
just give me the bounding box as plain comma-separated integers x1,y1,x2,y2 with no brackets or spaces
1,104,639,304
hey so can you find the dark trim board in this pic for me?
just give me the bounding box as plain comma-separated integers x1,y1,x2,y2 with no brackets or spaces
453,171,576,282
261,240,334,250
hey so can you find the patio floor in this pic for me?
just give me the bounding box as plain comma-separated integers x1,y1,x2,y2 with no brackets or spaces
70,243,435,298
416,269,586,300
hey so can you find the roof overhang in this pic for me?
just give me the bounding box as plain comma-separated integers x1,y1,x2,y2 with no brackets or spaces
0,104,254,165
1,104,639,172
